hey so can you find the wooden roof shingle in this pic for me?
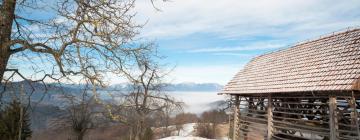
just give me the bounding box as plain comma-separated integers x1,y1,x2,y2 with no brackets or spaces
222,28,360,94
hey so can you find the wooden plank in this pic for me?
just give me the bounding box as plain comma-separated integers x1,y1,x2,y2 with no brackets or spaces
273,106,326,111
267,94,273,140
238,131,266,140
273,116,329,124
273,125,330,136
240,115,268,123
239,119,268,126
233,95,240,140
272,96,329,99
272,120,330,132
329,96,339,140
240,112,268,118
351,91,360,139
272,102,327,105
338,129,359,134
338,135,360,140
272,110,330,117
239,108,267,112
272,135,291,140
238,123,267,131
275,131,323,140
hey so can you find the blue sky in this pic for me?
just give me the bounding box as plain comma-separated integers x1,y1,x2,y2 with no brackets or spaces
128,0,360,84
7,0,360,85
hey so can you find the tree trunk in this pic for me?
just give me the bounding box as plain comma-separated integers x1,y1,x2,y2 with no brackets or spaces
0,49,10,81
135,119,144,140
164,115,170,137
77,131,85,140
134,121,141,140
135,117,146,140
129,127,133,140
0,0,16,80
0,0,16,81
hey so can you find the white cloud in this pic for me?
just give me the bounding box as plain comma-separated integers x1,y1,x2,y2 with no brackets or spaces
103,64,244,85
188,43,285,53
134,0,360,39
170,91,226,113
211,53,255,57
129,0,360,85
168,64,245,84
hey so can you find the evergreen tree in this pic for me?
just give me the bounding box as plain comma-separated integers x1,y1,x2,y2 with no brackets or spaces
0,100,32,140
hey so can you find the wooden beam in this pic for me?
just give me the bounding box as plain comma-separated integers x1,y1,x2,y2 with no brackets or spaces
329,96,339,140
233,95,240,140
351,92,360,139
267,94,273,140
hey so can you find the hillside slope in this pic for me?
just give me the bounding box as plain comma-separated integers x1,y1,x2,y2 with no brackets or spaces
158,123,228,140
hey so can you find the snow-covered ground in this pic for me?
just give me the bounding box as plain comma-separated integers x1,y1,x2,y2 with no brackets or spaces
159,136,214,140
158,123,229,140
158,123,214,140
178,123,196,136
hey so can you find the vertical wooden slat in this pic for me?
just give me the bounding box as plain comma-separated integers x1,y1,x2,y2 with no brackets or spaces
329,96,339,140
233,95,240,140
267,94,273,140
351,92,360,139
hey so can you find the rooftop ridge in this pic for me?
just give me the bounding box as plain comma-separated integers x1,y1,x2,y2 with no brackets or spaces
222,27,360,94
255,26,360,60
294,26,360,46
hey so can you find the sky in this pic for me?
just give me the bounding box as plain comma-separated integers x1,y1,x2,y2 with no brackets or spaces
127,0,360,85
6,0,360,85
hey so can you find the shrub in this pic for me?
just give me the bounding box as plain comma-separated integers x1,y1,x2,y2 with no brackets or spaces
0,100,32,140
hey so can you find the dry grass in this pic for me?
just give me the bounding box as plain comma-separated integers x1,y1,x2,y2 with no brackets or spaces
31,125,130,140
215,123,229,139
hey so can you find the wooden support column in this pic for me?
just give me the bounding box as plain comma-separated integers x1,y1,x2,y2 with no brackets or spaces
350,92,360,139
329,96,339,140
267,94,273,140
233,95,240,140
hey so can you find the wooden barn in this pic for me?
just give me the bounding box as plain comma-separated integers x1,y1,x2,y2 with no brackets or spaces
220,28,360,140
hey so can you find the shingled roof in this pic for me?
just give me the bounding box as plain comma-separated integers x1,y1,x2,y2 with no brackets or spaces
222,28,360,94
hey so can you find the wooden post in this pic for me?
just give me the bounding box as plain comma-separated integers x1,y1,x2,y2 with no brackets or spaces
350,92,360,139
329,96,338,140
267,94,273,140
233,95,240,140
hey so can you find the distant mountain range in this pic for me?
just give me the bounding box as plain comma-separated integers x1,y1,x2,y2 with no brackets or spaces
109,82,223,92
0,81,224,130
0,81,223,105
165,82,223,91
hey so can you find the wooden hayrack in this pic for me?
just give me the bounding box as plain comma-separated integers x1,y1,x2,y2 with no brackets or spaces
221,28,360,140
230,92,360,140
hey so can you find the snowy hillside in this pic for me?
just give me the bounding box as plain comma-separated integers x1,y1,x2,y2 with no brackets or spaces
159,136,214,140
158,123,228,140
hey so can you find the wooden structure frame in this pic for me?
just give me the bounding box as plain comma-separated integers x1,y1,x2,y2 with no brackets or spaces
230,91,360,140
221,28,360,140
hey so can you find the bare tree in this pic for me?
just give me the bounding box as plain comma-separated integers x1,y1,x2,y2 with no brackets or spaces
103,49,183,140
1,0,173,139
0,99,32,140
196,109,227,139
51,83,104,140
173,113,198,136
159,101,183,137
174,114,185,136
0,0,163,100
